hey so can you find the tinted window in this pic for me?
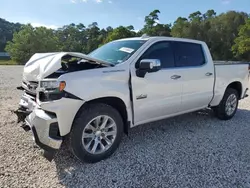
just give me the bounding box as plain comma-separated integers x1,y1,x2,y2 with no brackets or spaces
174,42,205,67
140,42,175,68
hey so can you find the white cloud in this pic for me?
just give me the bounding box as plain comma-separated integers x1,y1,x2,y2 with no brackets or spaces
108,0,112,3
82,0,88,2
31,23,59,30
221,0,231,4
96,0,103,3
70,0,77,3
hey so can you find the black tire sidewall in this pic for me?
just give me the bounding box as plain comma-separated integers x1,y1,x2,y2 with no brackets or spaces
70,103,124,163
215,88,239,120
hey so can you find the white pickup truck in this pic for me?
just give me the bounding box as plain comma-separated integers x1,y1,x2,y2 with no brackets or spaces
16,36,249,163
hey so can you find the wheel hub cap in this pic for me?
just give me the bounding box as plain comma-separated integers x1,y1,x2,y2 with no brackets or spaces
95,130,102,137
225,94,237,116
82,115,117,154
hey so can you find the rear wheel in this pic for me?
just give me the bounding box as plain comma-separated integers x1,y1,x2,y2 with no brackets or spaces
213,88,239,120
69,103,123,163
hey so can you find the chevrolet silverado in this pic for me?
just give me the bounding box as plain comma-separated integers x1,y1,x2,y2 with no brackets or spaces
16,36,249,163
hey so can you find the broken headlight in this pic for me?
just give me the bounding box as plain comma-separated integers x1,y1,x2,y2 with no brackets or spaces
39,80,66,101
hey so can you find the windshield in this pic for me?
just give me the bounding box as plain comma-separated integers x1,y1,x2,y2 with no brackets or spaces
88,40,146,65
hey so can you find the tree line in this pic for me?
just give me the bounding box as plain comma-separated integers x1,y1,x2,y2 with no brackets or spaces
1,9,250,64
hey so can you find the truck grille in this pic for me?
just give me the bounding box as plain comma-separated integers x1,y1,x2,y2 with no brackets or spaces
22,81,38,96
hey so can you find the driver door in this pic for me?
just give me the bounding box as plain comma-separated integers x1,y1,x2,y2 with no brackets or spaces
130,41,183,125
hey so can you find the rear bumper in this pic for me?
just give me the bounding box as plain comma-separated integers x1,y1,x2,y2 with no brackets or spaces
24,108,63,160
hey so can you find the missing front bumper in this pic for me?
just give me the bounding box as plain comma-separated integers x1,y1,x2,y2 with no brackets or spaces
14,91,37,122
23,108,63,161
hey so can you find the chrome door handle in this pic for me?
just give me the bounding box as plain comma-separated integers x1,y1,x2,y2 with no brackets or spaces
205,72,213,76
171,75,181,80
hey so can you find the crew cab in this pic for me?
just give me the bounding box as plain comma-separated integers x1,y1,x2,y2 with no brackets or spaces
16,36,249,163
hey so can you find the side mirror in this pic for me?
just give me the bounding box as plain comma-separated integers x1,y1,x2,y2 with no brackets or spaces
136,59,161,78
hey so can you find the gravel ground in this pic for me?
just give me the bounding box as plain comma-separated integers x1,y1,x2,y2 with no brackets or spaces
0,65,250,188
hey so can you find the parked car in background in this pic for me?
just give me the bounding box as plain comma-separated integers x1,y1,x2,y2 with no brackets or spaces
0,52,10,60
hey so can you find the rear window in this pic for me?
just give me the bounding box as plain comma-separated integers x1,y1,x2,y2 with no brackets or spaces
174,42,206,67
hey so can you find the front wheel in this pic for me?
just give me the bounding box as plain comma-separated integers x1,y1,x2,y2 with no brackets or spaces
213,88,239,120
69,103,124,163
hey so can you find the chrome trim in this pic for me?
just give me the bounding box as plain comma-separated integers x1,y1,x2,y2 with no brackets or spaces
140,59,161,69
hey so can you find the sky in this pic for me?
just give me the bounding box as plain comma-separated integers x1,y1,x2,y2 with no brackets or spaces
1,0,249,30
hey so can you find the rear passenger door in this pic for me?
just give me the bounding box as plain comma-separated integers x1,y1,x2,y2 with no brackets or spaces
173,41,214,112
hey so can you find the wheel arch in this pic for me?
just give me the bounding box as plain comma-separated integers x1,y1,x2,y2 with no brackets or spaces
210,80,243,107
74,96,130,135
226,81,242,98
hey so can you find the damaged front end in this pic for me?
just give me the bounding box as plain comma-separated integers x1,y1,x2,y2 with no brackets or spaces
15,80,61,161
15,80,38,123
15,52,111,161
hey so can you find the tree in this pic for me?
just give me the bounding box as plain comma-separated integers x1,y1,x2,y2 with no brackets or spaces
171,17,189,38
85,22,102,53
0,18,22,52
104,26,136,43
208,11,248,60
171,10,249,60
140,10,171,36
5,24,60,64
2,9,250,63
203,9,216,19
56,23,86,53
232,19,250,61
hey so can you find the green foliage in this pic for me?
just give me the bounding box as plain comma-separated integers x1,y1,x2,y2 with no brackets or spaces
0,18,22,51
140,10,171,36
104,26,136,43
5,24,60,64
171,10,249,60
56,23,86,52
1,9,250,64
232,19,250,61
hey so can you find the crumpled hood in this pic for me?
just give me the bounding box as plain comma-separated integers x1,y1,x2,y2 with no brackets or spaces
23,52,111,81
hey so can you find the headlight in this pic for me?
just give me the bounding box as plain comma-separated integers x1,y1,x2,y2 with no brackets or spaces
39,80,66,102
40,80,59,89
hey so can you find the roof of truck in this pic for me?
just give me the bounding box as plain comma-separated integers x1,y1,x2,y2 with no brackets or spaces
116,36,205,45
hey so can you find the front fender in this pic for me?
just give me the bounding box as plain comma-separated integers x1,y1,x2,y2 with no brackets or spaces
56,66,132,133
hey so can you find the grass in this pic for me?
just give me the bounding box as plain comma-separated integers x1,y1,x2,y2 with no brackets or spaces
0,60,18,65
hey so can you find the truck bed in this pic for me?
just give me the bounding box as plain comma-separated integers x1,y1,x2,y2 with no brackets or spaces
210,62,249,107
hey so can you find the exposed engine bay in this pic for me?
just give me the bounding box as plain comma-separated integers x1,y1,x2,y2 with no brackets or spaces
46,55,107,78
15,52,111,123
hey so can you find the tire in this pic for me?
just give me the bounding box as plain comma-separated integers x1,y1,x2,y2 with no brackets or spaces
69,103,124,163
213,88,239,120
